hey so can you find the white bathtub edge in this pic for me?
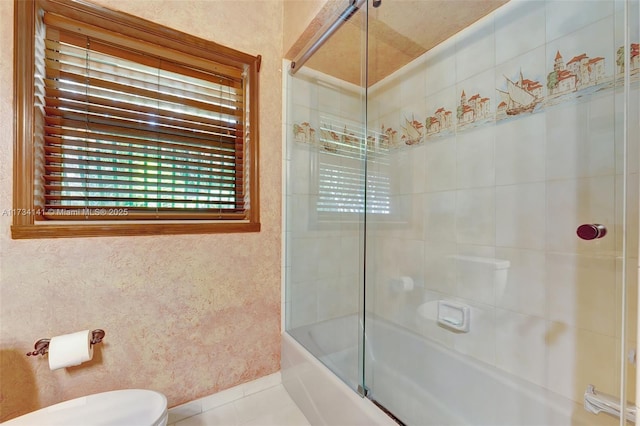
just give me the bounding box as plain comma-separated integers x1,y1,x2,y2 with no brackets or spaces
281,332,397,426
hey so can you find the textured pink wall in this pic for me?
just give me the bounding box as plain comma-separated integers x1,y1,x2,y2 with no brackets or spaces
0,0,283,421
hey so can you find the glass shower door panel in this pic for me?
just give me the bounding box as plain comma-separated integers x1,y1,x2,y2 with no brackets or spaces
363,0,638,424
284,4,368,391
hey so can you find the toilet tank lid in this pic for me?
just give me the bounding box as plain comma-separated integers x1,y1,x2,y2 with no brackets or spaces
2,389,168,426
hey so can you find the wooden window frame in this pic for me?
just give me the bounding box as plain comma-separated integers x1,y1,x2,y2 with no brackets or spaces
13,0,261,239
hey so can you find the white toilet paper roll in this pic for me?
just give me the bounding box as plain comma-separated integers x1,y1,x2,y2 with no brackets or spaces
390,276,415,292
400,276,414,291
48,330,94,370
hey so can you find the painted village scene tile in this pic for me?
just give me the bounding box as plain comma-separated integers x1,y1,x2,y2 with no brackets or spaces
292,35,639,152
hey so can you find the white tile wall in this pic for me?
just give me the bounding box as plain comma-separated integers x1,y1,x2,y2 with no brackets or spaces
361,0,637,409
495,113,546,185
285,0,638,413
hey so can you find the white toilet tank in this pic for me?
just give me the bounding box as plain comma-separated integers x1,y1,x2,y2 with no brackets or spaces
2,389,168,426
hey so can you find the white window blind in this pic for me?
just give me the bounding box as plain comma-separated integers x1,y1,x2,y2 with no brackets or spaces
38,13,247,220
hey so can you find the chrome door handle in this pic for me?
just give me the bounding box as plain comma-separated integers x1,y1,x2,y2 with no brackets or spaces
576,224,607,240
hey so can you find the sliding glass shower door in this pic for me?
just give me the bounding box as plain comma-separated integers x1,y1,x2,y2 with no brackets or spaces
363,0,639,425
284,0,368,393
285,0,638,424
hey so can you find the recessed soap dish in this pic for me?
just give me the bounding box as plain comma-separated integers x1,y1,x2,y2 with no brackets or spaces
437,300,471,333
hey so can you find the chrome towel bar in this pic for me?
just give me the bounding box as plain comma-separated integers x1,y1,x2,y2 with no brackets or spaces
584,384,636,423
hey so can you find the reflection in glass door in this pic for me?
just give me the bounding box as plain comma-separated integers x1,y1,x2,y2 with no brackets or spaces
363,0,639,425
284,0,368,393
284,0,638,424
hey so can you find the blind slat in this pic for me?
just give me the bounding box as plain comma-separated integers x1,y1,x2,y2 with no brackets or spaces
44,194,243,207
45,152,241,174
45,185,242,200
44,72,242,119
44,166,243,186
44,160,241,180
44,177,241,193
44,87,242,136
44,117,237,152
44,107,239,148
44,14,245,81
45,135,237,161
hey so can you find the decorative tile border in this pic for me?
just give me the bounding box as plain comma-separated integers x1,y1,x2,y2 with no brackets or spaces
291,43,639,151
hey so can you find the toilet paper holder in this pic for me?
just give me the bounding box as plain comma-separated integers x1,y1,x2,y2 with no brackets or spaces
26,329,105,357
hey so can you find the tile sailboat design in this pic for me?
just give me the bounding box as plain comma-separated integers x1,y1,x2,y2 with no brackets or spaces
498,72,541,116
401,116,424,145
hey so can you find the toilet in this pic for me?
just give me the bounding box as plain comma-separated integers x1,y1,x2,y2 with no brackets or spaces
2,389,168,426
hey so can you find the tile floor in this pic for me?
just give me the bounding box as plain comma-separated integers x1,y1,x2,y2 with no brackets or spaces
167,373,310,426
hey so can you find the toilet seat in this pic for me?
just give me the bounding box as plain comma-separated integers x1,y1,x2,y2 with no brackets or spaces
2,389,168,426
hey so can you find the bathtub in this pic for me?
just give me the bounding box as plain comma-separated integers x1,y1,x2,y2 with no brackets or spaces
282,315,618,426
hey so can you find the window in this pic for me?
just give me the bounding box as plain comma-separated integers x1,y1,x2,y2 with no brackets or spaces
13,0,260,238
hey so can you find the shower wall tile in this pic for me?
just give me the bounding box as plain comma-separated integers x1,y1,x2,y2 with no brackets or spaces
292,77,318,110
455,15,495,82
317,237,344,279
545,0,614,43
391,148,422,196
495,113,546,185
388,193,425,241
423,191,457,243
424,86,456,141
317,275,358,321
495,0,546,65
545,102,589,180
586,93,616,173
340,236,361,277
546,253,617,337
455,187,496,246
546,324,618,402
290,146,313,195
395,238,426,284
616,256,639,341
424,43,457,97
456,243,497,260
410,145,427,195
455,69,496,132
318,84,342,112
495,182,546,250
290,238,319,282
545,95,615,181
414,290,455,349
616,88,639,176
616,173,640,259
545,176,616,255
340,89,365,122
623,336,638,403
290,105,313,129
423,242,457,294
424,136,457,192
615,0,640,50
451,300,496,366
455,253,499,306
495,247,546,318
545,16,616,95
456,126,496,189
400,66,427,107
288,195,311,232
376,83,402,118
495,45,546,120
289,293,318,329
495,309,547,387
